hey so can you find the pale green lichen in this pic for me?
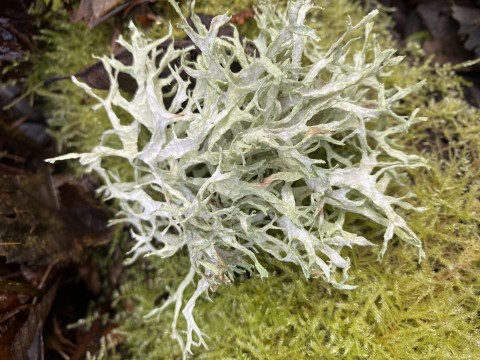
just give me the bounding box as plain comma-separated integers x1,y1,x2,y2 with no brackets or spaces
48,0,427,356
83,1,479,359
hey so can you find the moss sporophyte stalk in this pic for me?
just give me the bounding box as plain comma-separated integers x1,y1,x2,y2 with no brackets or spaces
47,0,427,356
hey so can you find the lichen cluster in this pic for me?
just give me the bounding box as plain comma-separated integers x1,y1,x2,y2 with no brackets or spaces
108,49,480,359
101,1,480,359
46,0,433,356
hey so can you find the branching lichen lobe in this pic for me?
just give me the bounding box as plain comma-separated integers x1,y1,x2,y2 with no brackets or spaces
47,0,426,356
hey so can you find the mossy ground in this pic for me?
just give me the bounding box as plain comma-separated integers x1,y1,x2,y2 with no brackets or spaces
30,0,480,359
23,2,114,155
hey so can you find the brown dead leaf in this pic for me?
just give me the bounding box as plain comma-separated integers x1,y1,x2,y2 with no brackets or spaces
0,0,35,82
10,282,57,360
70,0,130,29
231,8,255,26
73,49,137,92
0,171,112,266
416,0,469,63
453,5,480,56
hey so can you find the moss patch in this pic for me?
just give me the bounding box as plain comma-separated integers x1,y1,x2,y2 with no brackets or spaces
23,3,115,154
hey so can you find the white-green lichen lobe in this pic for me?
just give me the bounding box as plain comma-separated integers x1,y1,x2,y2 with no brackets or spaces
48,0,426,356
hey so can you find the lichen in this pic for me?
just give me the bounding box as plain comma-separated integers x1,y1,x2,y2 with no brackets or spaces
89,1,480,359
107,64,480,358
45,0,434,357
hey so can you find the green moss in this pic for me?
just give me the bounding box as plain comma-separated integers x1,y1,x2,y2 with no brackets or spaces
25,4,114,153
116,240,479,359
